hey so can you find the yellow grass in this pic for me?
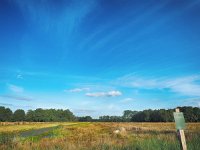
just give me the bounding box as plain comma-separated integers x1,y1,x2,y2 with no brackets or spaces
0,122,200,150
0,122,77,132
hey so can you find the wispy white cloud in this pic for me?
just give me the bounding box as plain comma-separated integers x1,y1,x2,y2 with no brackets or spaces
165,76,200,97
115,75,200,97
86,92,106,97
120,98,134,103
0,94,33,101
17,74,23,79
0,102,33,109
182,97,200,107
65,88,90,93
8,84,24,93
86,90,122,97
14,0,98,35
0,103,14,107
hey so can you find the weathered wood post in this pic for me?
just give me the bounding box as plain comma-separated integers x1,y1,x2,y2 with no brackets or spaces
173,108,187,150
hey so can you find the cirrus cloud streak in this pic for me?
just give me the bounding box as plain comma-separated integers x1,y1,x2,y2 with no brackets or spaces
115,75,200,97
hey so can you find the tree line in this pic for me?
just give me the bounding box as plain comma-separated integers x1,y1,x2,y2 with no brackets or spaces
98,107,200,122
0,106,200,122
0,107,76,122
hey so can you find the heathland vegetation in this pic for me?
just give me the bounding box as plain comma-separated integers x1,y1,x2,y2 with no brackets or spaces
0,106,200,122
0,122,200,150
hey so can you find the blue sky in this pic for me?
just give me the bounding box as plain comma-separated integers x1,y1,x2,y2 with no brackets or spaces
0,0,200,118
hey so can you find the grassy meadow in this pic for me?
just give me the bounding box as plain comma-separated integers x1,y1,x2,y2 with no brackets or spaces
0,122,200,150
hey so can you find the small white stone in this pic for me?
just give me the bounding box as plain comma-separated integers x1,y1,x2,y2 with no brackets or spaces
113,130,120,134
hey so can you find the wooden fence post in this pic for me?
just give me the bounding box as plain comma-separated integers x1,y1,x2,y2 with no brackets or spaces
175,108,187,150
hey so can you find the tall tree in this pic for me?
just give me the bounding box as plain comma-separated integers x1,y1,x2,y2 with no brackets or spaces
123,110,138,121
13,109,25,121
0,106,13,121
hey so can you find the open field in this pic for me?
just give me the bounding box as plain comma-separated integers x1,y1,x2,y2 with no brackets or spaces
0,122,200,150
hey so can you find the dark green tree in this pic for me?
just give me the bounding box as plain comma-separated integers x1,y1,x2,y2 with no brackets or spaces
25,108,76,122
78,116,93,122
123,110,138,121
13,109,25,121
0,106,13,121
26,110,35,121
